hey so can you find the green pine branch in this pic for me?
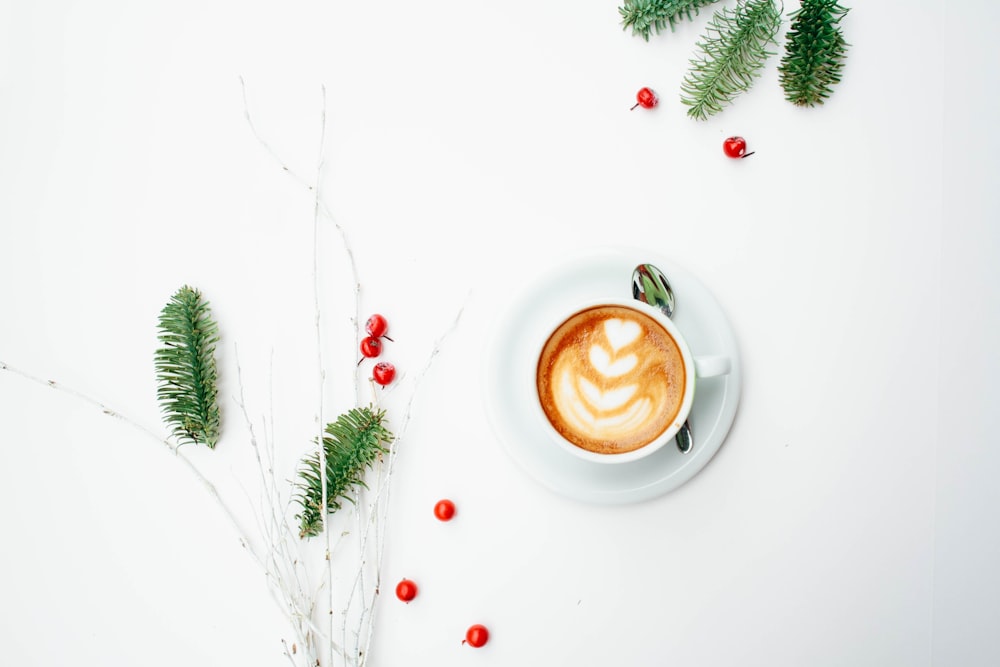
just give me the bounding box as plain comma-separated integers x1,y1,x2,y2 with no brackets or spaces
619,0,723,41
155,286,221,448
294,406,393,539
680,0,782,120
779,0,850,107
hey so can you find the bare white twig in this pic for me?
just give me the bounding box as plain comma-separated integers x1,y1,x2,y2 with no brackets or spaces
0,360,260,552
242,77,366,667
239,76,313,191
238,75,360,325
307,83,338,667
233,350,344,665
0,351,360,667
0,359,331,654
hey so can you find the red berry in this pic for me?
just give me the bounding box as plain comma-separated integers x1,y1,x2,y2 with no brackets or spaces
372,362,395,386
433,499,456,521
395,579,418,603
365,314,388,338
631,87,658,111
464,624,489,648
723,136,754,159
360,336,382,358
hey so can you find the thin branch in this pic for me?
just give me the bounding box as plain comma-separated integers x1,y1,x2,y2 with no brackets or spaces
239,79,348,666
238,76,362,357
0,360,259,551
239,76,313,191
301,83,337,667
233,352,343,663
0,358,341,666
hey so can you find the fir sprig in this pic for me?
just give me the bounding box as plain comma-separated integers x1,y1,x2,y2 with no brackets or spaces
294,406,393,539
680,0,782,120
154,286,221,448
619,0,723,41
779,0,849,107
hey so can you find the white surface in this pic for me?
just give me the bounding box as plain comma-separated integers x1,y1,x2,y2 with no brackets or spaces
483,248,742,501
1,2,997,666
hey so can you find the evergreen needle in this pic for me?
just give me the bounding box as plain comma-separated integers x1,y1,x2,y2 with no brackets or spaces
154,286,221,448
680,0,783,120
779,0,850,107
294,406,393,538
619,0,723,41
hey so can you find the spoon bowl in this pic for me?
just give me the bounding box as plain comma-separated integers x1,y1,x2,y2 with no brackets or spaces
632,263,676,319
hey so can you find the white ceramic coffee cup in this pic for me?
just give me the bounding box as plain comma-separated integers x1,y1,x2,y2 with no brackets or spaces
533,298,730,464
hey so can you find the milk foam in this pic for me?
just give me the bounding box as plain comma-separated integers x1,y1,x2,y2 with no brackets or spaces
537,306,685,455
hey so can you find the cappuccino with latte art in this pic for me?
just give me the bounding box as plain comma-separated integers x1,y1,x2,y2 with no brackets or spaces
536,304,686,455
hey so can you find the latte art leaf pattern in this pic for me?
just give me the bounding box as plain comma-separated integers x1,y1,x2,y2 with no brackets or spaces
537,306,686,455
588,345,637,377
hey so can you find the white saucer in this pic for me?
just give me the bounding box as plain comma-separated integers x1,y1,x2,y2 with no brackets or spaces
482,247,742,505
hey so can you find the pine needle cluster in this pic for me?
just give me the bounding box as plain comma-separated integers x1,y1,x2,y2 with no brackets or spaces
779,0,850,107
155,286,221,448
295,406,393,539
680,0,782,120
619,0,723,41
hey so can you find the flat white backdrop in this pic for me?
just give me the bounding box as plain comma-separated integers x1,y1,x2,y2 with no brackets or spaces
1,1,997,666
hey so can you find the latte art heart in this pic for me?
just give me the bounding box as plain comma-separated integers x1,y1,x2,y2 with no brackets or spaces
537,305,686,455
603,318,641,351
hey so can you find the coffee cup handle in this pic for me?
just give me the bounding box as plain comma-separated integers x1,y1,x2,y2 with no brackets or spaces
694,355,731,378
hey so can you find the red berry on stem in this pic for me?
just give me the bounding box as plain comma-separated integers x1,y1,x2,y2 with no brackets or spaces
464,624,489,648
395,579,418,603
360,336,382,358
372,362,396,386
365,314,388,338
723,136,754,159
630,87,658,111
434,499,456,521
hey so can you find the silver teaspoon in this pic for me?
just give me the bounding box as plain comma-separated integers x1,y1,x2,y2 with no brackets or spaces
631,263,694,454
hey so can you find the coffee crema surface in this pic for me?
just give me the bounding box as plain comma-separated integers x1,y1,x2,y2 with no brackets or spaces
536,304,686,455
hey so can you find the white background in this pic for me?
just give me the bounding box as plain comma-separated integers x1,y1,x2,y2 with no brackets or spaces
1,1,998,666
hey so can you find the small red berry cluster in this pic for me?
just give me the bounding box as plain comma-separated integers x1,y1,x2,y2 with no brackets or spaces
394,499,490,649
630,87,755,159
359,313,395,386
